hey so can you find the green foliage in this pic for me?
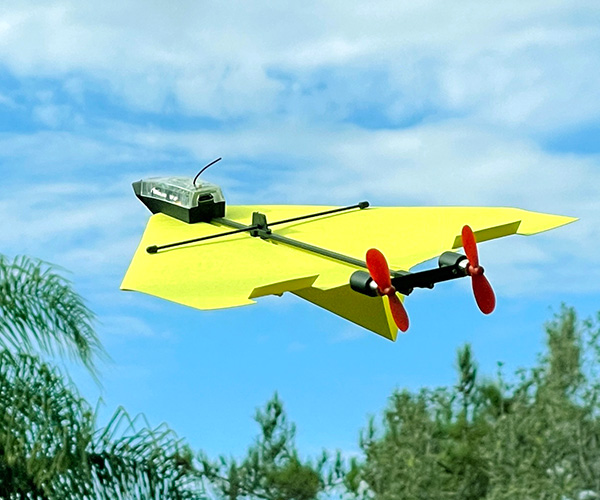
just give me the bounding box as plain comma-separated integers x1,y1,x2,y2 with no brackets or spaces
89,408,202,499
0,254,203,498
0,350,203,499
0,350,92,498
352,306,600,500
0,255,104,373
200,393,344,500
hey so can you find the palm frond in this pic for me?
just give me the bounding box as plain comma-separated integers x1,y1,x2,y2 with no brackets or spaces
0,351,205,499
0,254,104,373
0,350,94,499
89,407,204,499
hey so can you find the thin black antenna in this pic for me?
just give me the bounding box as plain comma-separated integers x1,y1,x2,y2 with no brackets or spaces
193,157,222,187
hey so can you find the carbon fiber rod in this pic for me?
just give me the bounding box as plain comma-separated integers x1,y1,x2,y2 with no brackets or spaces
146,201,369,254
217,216,369,269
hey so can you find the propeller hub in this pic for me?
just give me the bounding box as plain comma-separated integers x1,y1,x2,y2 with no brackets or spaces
467,264,484,276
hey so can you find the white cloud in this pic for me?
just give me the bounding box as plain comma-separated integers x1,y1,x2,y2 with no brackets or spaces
0,174,145,284
0,92,16,108
32,103,82,128
0,1,598,130
0,131,144,172
132,119,598,211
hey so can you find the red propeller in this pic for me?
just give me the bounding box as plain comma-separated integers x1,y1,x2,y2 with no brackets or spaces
461,225,496,314
365,248,409,332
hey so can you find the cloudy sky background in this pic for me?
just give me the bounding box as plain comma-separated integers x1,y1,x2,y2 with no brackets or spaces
1,1,599,459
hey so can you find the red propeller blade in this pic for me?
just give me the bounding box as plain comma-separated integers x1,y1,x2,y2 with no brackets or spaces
472,274,496,314
365,248,409,332
389,293,410,332
461,225,479,268
461,225,496,314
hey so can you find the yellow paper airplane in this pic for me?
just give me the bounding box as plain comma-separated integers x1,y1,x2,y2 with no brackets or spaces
121,167,576,341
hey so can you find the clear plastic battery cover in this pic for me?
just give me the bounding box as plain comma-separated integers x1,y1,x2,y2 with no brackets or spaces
139,177,225,208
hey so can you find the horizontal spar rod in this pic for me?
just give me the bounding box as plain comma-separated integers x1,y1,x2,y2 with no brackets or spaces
146,201,369,254
268,201,369,227
147,224,251,253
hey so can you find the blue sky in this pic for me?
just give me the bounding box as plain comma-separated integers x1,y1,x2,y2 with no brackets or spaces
1,1,599,461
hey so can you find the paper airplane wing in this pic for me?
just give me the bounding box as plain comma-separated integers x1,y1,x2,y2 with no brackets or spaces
121,205,575,340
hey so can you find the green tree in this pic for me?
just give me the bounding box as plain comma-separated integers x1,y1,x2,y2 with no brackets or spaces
352,306,600,500
200,393,344,500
